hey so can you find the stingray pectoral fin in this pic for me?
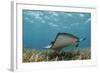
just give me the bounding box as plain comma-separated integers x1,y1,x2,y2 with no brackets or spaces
75,43,79,47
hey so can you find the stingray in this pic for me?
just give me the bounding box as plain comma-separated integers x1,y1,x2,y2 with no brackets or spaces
45,32,86,52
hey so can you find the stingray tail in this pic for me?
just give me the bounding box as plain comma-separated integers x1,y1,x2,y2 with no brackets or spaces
75,37,86,47
80,37,86,42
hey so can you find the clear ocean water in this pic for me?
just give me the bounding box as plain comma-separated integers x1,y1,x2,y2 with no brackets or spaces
23,10,91,49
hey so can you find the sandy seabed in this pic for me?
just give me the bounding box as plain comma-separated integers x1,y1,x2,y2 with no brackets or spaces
23,48,91,62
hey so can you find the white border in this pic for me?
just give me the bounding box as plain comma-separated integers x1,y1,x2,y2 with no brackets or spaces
11,1,97,72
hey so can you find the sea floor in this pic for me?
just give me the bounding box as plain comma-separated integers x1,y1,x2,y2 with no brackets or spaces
23,48,91,62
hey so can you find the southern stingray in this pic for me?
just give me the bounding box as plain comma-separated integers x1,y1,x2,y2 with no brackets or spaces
45,32,86,52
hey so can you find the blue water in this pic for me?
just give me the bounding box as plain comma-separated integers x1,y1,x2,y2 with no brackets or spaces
23,10,91,49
